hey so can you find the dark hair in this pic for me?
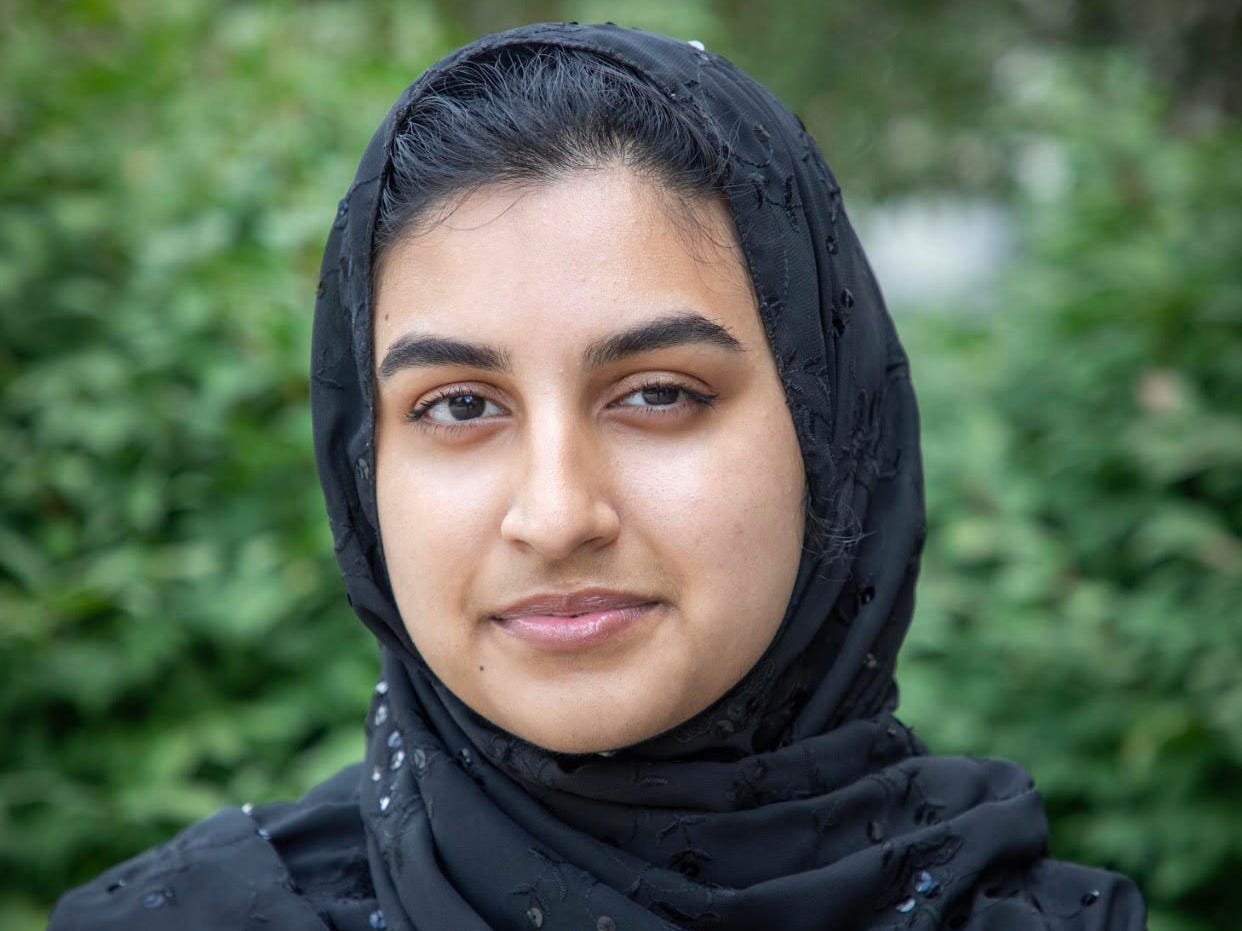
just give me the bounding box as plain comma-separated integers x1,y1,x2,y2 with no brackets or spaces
374,45,729,263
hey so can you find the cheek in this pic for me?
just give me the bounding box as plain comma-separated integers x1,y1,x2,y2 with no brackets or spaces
375,438,506,625
614,401,805,620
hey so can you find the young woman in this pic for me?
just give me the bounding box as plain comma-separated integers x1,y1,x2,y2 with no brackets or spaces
51,22,1146,931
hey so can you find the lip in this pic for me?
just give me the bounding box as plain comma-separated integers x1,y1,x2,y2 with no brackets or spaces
491,589,660,651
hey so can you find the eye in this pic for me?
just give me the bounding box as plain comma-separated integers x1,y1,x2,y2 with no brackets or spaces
411,391,505,424
612,381,717,410
618,385,682,407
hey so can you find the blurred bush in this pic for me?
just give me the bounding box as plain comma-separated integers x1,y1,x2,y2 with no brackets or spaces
1,2,1238,930
0,2,450,925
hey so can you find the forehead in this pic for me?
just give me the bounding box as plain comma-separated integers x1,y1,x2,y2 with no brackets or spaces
371,167,762,354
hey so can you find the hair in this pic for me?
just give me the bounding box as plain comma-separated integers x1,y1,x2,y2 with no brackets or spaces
373,44,729,264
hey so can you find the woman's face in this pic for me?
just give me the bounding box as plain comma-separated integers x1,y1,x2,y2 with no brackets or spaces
373,167,805,753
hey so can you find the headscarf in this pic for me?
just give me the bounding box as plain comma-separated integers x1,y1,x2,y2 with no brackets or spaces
312,22,1146,931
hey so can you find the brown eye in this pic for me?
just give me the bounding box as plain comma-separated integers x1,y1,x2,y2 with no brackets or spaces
414,392,504,424
640,386,681,406
613,382,717,411
446,395,487,420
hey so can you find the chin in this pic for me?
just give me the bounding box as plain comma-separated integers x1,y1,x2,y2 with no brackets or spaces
490,697,693,756
530,734,642,756
501,717,640,755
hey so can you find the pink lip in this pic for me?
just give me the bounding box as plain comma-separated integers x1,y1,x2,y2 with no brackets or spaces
491,589,660,651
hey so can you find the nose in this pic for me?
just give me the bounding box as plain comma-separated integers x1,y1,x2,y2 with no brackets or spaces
499,412,621,560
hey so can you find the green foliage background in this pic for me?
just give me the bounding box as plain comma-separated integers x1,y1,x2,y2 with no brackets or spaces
2,2,1239,929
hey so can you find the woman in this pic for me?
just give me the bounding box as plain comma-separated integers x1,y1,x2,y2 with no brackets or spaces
50,22,1146,931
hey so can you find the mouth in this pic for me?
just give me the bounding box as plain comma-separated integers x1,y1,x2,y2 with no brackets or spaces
491,589,661,651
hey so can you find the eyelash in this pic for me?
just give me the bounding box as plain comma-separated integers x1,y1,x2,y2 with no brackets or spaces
404,379,718,431
615,380,719,415
404,386,501,427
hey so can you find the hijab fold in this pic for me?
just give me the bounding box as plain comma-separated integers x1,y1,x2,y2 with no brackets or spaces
312,22,1146,930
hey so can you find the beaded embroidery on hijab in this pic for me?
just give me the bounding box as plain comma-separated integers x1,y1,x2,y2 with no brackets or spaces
309,22,1146,931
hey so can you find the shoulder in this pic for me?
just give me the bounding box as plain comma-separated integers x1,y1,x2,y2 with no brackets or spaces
47,806,330,931
49,765,374,931
963,858,1147,930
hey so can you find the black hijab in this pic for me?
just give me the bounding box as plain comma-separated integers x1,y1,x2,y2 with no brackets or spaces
305,21,1147,931
310,22,1145,931
49,20,1146,931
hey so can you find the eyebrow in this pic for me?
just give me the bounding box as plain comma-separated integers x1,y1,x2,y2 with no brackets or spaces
378,335,510,378
378,312,743,379
582,312,743,368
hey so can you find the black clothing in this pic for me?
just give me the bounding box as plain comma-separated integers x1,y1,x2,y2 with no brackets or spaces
50,22,1146,931
49,766,378,930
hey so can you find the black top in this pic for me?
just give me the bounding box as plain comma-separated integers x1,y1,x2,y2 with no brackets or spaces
50,22,1147,931
50,765,377,930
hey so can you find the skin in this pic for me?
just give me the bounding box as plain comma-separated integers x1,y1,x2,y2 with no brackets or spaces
372,166,805,754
